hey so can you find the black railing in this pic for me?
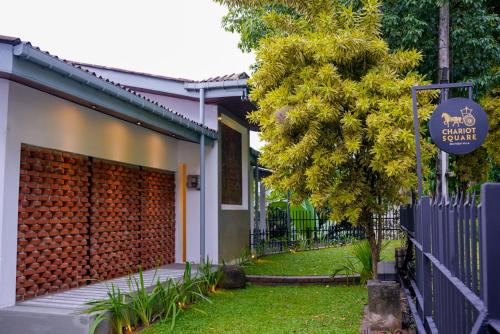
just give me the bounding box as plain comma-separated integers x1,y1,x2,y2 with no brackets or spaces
250,208,401,256
400,183,500,334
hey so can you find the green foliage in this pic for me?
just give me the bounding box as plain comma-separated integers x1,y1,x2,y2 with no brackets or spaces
383,0,500,97
220,3,298,53
235,246,255,266
83,262,222,333
83,285,133,334
127,268,157,328
153,279,182,330
481,87,500,165
452,86,500,190
245,0,435,221
198,257,223,293
332,240,389,283
382,0,500,189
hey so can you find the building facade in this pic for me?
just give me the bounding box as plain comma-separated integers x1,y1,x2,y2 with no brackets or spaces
0,36,255,307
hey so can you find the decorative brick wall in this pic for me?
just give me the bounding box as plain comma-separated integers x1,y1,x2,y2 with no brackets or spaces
90,160,142,281
140,168,175,270
16,146,175,301
17,146,91,301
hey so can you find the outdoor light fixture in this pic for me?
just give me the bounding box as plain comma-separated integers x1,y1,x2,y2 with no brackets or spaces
136,121,142,126
91,105,97,109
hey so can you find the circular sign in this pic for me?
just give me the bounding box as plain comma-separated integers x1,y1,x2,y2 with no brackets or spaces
429,97,489,155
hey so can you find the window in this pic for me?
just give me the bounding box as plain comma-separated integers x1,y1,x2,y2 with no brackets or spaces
221,123,242,205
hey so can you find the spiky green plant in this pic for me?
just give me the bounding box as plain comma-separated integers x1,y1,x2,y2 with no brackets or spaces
153,278,183,330
332,240,389,283
127,267,158,328
198,257,223,293
83,284,132,334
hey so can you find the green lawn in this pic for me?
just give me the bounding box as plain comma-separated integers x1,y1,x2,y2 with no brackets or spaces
244,240,401,276
142,285,367,334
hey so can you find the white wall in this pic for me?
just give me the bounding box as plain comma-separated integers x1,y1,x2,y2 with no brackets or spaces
8,83,179,171
175,141,219,264
141,91,220,263
139,92,219,130
0,79,12,308
0,81,223,307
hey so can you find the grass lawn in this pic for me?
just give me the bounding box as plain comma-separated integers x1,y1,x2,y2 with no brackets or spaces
244,240,402,276
142,285,367,334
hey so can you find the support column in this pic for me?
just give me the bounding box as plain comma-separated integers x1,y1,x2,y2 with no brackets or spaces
0,79,16,307
259,182,266,233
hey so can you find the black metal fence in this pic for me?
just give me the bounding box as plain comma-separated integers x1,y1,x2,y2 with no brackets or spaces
400,183,500,334
250,207,401,255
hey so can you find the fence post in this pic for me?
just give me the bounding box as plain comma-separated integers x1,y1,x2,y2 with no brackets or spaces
480,183,500,322
420,197,433,324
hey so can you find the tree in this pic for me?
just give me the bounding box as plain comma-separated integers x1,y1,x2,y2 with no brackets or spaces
218,0,436,276
220,0,500,191
383,0,500,191
221,3,298,53
382,0,500,96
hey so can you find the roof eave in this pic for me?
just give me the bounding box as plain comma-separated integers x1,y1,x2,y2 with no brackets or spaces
11,43,217,142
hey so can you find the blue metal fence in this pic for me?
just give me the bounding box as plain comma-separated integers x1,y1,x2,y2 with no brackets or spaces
400,183,500,333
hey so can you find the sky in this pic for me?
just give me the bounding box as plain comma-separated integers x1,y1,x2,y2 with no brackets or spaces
0,0,264,148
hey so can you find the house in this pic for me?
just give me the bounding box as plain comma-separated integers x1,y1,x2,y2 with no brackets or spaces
0,35,257,308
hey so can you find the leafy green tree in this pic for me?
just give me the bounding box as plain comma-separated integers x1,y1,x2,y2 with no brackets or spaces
221,4,297,53
218,0,436,275
222,0,499,96
219,0,500,191
382,0,499,96
382,0,500,191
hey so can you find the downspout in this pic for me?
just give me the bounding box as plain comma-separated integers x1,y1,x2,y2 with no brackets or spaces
199,88,206,262
186,79,248,263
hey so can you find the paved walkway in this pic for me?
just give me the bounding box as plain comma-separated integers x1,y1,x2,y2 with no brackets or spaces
16,264,186,311
0,263,189,334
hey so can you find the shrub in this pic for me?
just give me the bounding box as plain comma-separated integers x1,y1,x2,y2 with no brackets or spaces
83,260,222,333
332,240,389,284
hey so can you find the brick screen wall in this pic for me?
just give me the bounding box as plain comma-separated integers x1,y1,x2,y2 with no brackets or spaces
17,146,91,301
141,169,176,270
16,145,175,301
90,160,142,281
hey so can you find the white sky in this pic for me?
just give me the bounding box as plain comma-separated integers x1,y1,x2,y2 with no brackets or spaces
0,0,263,148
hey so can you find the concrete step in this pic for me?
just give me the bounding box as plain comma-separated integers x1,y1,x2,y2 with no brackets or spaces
0,304,110,334
0,264,192,334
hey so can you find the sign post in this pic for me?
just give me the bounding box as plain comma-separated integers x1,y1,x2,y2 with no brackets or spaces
411,82,489,198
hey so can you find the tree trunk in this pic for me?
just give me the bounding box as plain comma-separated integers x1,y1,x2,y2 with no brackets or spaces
437,2,450,199
365,213,379,279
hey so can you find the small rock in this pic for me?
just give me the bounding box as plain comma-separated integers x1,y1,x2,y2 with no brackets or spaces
218,265,246,289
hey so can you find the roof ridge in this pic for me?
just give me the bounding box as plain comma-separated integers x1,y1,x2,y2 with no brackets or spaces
70,61,195,83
